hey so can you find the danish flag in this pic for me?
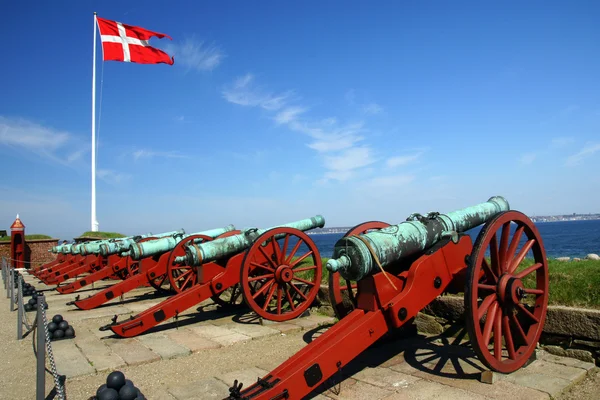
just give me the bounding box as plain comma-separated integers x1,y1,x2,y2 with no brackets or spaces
96,16,174,65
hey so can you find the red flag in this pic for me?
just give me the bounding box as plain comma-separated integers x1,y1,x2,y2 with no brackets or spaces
96,16,174,65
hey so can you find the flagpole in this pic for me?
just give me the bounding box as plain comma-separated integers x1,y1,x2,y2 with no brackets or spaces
91,12,99,232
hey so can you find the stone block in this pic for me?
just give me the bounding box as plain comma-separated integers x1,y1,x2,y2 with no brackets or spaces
542,345,595,363
103,338,161,366
166,329,221,353
168,377,229,399
544,306,600,341
353,366,421,390
51,340,96,378
414,313,444,335
211,332,251,346
137,333,191,359
224,323,280,339
189,324,236,339
422,295,465,322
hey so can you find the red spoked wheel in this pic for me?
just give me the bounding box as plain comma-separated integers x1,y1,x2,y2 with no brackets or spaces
211,283,245,308
465,210,549,373
240,227,322,321
124,237,158,278
167,234,215,293
328,221,391,320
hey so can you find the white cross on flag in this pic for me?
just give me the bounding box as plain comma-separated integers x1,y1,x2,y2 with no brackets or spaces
96,16,174,65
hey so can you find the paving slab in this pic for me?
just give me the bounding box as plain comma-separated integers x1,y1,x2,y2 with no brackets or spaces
224,322,280,339
353,366,421,390
166,329,222,353
270,322,303,334
168,377,230,399
137,333,191,360
189,324,236,339
51,339,96,378
324,379,395,399
500,368,573,397
211,332,251,346
103,338,161,366
215,367,270,389
73,327,126,372
379,379,490,400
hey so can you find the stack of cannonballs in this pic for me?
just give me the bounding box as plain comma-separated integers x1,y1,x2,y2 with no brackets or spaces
95,371,146,400
47,314,75,340
24,289,49,312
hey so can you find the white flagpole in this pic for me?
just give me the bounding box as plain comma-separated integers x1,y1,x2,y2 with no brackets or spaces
91,12,99,232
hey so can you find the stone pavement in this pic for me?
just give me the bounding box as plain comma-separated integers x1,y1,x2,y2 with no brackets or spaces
19,271,598,399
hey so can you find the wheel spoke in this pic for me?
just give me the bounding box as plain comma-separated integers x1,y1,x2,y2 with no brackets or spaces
270,236,281,265
503,314,516,360
262,283,277,311
252,279,274,300
288,282,308,300
477,294,498,321
478,283,496,292
509,239,535,274
258,246,278,269
290,250,313,268
181,272,194,289
505,225,524,271
292,276,316,287
490,234,501,276
248,273,275,282
523,288,545,295
293,265,317,273
250,261,275,273
284,284,296,311
499,222,511,272
517,303,539,323
494,308,502,360
482,302,499,345
287,240,302,262
482,258,498,283
175,270,192,281
280,234,290,263
515,262,543,279
510,313,528,344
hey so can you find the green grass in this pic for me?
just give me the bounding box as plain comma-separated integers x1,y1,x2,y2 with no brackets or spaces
78,231,126,239
0,234,53,242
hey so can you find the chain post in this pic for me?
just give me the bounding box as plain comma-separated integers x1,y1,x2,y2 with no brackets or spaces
36,294,46,400
9,269,15,310
17,275,23,340
7,266,12,299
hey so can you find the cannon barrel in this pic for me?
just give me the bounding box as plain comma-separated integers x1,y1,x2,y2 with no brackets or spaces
53,233,149,255
177,215,325,266
129,225,236,260
98,229,185,257
326,196,510,281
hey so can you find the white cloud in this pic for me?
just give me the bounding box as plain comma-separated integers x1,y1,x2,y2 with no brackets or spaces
367,174,415,189
362,103,383,116
222,74,292,110
274,106,307,124
323,147,376,173
565,143,600,166
0,116,84,166
97,169,131,184
386,152,423,168
519,152,537,165
164,38,225,72
550,137,574,148
132,149,188,161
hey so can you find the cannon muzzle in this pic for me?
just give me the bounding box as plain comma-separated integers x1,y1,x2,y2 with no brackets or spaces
129,225,236,260
326,196,510,281
179,215,325,266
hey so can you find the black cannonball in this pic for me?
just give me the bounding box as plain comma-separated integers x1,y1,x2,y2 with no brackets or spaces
28,298,36,306
119,384,138,400
24,304,32,312
97,387,119,400
52,315,62,324
58,321,69,331
53,329,64,339
48,322,58,333
106,370,126,391
43,303,48,310
96,383,107,397
125,379,134,387
64,327,75,338
32,292,38,299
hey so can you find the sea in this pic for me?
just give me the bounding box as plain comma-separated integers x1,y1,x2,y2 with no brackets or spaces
308,220,600,259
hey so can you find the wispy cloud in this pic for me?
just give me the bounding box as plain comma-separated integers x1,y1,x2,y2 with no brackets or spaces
386,151,424,168
0,116,85,166
97,169,131,185
519,152,537,165
565,143,600,167
362,103,383,116
164,37,225,72
132,149,188,161
222,74,292,110
550,137,574,148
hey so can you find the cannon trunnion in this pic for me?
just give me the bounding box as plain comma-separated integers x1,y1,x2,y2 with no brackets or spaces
224,197,549,399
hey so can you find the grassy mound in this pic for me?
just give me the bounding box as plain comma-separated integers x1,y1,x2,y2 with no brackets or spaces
78,231,126,239
0,234,53,242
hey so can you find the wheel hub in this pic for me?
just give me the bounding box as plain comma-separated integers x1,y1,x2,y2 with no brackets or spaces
497,274,525,305
275,265,294,283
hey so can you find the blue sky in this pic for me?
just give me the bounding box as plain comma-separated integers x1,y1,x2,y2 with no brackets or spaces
1,1,599,240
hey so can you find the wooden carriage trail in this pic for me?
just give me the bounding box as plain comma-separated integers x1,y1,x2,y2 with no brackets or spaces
7,197,598,399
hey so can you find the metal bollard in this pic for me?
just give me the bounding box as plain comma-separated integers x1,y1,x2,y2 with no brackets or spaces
17,276,23,340
36,294,46,400
10,269,15,312
7,267,11,299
